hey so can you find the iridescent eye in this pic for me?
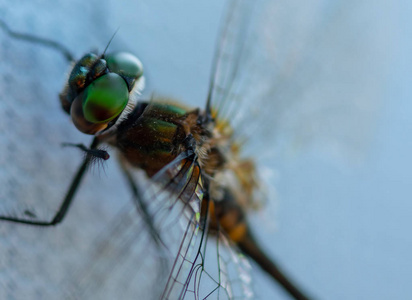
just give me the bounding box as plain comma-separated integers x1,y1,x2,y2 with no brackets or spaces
81,73,129,123
106,52,144,89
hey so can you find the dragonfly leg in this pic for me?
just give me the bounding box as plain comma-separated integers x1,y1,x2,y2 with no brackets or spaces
118,159,171,282
62,143,110,161
0,138,99,226
118,162,166,248
0,19,74,62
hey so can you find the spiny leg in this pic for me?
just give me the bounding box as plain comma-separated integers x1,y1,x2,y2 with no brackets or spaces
0,138,101,226
62,143,110,161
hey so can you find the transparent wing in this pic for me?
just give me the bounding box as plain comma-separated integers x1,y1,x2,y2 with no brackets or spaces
62,152,238,300
209,0,388,162
64,147,254,299
189,230,254,300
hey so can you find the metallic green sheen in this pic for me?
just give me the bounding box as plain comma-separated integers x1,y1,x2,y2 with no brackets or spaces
106,52,144,80
152,103,187,116
82,73,129,123
78,53,99,67
69,53,98,85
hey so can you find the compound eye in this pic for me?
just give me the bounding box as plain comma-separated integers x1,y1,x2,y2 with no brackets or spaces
81,73,129,123
106,52,143,89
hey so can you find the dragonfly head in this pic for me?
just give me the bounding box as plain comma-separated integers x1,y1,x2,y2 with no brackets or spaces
60,52,144,135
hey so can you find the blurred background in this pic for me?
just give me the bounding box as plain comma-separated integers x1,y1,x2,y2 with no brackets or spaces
0,0,411,299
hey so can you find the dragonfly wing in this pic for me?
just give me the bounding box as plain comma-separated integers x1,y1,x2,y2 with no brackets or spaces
185,229,255,300
208,0,389,161
65,149,253,300
153,155,255,299
63,152,206,299
63,197,170,299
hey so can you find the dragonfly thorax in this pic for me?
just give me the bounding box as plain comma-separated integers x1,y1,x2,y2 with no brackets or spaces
112,100,208,178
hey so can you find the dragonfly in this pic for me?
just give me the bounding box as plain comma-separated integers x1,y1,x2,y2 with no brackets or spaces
0,0,385,299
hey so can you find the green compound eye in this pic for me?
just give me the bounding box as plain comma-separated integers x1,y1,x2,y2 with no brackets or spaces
82,73,129,123
106,52,143,88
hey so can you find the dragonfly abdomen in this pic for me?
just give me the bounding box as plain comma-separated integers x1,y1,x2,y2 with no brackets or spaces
206,186,312,300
